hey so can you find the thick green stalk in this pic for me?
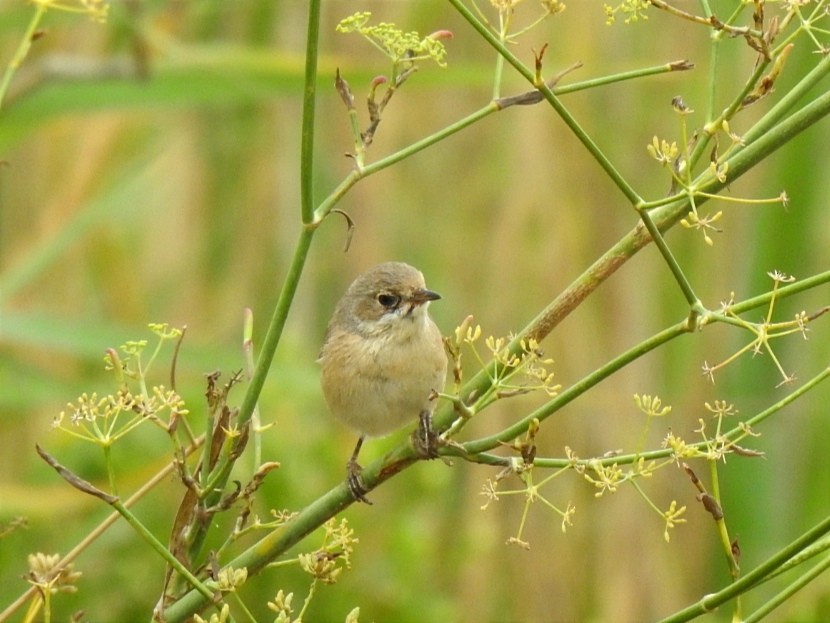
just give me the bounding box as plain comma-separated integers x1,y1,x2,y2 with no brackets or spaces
239,0,324,427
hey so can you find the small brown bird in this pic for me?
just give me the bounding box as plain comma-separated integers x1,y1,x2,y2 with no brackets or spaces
318,262,448,503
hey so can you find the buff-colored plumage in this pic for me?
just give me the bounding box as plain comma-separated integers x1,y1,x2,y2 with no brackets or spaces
318,262,447,438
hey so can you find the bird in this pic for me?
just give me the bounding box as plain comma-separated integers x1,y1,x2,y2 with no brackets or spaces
318,261,448,503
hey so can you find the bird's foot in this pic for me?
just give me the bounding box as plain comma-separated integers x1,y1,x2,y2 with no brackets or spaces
346,458,373,505
412,410,441,460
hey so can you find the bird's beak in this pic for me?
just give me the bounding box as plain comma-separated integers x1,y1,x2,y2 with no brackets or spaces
410,288,441,305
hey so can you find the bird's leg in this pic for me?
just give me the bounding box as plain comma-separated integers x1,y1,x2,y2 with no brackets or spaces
412,409,440,459
346,436,372,505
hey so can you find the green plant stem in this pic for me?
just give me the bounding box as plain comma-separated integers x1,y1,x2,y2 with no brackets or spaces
163,366,830,622
0,443,203,623
743,553,830,623
461,363,830,470
236,0,323,429
231,592,256,623
236,0,324,430
200,392,213,490
492,46,505,99
707,459,740,580
300,0,321,226
241,308,262,468
162,484,355,622
726,269,830,315
460,323,691,455
103,444,118,497
312,105,492,224
162,6,830,619
762,536,830,582
187,0,322,568
741,50,830,145
312,59,691,224
555,60,694,95
447,0,641,206
702,0,720,126
106,499,218,606
363,103,494,174
638,209,702,308
212,226,314,479
658,512,830,623
0,2,46,112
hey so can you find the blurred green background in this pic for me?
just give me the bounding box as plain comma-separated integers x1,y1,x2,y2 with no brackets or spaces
1,1,829,621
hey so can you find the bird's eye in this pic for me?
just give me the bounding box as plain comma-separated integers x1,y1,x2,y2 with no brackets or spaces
377,293,401,309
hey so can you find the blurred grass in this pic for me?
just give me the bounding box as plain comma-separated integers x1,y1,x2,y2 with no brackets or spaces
1,1,829,622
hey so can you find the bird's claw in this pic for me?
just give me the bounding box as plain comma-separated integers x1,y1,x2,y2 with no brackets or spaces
412,410,441,460
346,458,373,505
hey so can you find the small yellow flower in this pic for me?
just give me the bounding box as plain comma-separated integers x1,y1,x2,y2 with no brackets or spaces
634,394,672,418
646,136,679,166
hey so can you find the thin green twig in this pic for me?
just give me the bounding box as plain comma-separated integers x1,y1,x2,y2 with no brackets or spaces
638,209,702,309
488,363,829,469
447,0,642,206
314,57,688,224
459,323,691,455
0,3,47,112
299,0,321,226
658,510,830,623
743,553,830,623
